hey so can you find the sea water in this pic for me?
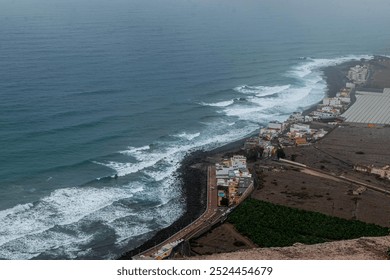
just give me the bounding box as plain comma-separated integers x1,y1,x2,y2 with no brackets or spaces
0,0,389,259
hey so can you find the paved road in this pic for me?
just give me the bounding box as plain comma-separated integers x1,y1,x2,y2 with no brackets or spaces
133,166,221,259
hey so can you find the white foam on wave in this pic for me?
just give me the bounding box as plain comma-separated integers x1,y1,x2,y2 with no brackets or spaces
0,224,94,260
119,145,150,156
0,184,143,258
144,164,179,182
110,221,152,244
108,194,184,245
101,121,257,180
102,132,200,177
199,100,234,107
96,143,181,177
173,132,201,141
234,84,291,97
223,54,373,122
289,55,373,78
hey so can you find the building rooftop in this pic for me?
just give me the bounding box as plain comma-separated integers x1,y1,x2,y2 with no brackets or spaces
341,89,390,124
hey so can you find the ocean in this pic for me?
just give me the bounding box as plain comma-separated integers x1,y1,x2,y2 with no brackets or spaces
0,0,389,259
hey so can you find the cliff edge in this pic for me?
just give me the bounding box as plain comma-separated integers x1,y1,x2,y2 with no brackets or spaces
190,236,390,260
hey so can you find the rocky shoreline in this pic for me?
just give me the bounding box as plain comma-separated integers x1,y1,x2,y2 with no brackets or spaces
118,58,370,260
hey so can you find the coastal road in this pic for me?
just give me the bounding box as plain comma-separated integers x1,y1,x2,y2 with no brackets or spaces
133,166,221,259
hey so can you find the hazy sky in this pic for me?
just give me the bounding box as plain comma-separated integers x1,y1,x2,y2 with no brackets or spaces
1,0,390,16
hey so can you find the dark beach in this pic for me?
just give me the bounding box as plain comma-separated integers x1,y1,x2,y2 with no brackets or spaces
118,58,368,260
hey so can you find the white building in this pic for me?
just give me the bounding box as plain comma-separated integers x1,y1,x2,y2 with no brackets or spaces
259,128,280,139
216,164,231,179
312,111,337,119
348,65,368,84
338,97,351,104
323,98,341,106
290,123,311,133
231,155,247,169
304,116,313,122
288,112,304,123
268,121,285,131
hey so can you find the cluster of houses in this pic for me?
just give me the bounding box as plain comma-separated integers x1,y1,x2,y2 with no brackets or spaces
244,115,329,158
243,64,372,156
309,85,354,120
215,155,253,207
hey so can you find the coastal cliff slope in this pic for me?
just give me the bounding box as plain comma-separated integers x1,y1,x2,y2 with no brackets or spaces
191,236,390,260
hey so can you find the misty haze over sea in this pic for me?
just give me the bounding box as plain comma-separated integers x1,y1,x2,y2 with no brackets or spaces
0,0,389,259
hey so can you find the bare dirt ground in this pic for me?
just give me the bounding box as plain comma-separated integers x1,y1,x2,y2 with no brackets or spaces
367,57,390,88
191,236,390,260
190,223,257,256
252,124,390,227
286,123,390,190
252,166,390,227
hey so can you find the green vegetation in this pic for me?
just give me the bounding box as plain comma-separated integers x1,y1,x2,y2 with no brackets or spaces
228,198,389,247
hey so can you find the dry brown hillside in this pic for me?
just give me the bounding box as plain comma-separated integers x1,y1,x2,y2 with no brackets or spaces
190,236,390,260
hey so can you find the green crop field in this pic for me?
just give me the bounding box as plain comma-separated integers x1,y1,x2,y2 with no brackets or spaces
228,198,389,247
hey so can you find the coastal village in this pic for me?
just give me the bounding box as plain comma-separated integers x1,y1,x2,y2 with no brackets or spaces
130,57,390,260
242,60,390,180
188,57,390,259
211,72,369,211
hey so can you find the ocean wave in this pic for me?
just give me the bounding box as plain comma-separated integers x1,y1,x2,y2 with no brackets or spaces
222,54,372,122
0,185,143,258
288,54,373,78
173,132,201,141
143,164,179,182
234,85,291,97
199,100,234,107
96,122,257,179
119,145,150,156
